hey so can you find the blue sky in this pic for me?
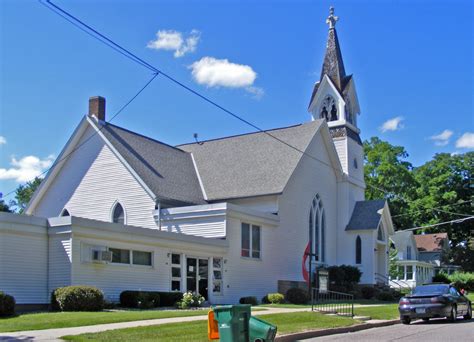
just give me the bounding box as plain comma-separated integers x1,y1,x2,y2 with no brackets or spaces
1,0,473,199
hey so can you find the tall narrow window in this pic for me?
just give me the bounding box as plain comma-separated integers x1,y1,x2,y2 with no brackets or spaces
377,223,384,241
309,194,325,263
241,223,261,259
356,236,362,264
112,202,125,224
406,246,412,260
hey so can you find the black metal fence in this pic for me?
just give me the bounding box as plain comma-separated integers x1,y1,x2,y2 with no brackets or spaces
311,288,354,317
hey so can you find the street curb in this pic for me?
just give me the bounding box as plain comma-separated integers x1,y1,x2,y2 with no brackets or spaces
275,319,400,341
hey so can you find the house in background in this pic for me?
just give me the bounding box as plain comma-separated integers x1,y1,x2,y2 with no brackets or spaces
390,230,434,289
414,233,461,275
0,8,395,310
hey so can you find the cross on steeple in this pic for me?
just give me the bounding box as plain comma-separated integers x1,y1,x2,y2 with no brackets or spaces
326,6,338,29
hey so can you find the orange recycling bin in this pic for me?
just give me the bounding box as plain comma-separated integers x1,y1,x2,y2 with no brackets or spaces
208,310,219,340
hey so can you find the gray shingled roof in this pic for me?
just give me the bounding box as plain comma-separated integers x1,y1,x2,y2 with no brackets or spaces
179,121,323,201
346,200,386,231
100,123,206,206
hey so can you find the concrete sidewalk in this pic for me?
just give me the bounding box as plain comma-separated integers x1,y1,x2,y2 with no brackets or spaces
0,307,311,341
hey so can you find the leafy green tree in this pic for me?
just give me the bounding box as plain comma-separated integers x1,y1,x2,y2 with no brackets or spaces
11,177,42,213
0,199,12,212
363,137,418,228
388,245,403,279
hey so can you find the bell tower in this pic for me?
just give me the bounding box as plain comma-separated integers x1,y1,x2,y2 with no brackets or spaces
308,7,364,193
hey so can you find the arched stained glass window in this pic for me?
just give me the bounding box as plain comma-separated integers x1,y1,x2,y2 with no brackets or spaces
112,202,125,225
309,194,325,263
356,236,362,264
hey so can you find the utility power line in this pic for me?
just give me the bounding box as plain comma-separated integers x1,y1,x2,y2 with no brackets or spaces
391,200,473,218
1,72,159,200
401,216,474,232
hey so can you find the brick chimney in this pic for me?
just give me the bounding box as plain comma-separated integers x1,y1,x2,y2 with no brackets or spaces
89,96,106,121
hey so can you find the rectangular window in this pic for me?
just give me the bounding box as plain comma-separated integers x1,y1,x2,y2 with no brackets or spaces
132,251,152,266
110,248,130,264
212,257,223,295
241,223,261,259
406,265,413,280
171,253,182,292
241,223,250,257
407,246,412,260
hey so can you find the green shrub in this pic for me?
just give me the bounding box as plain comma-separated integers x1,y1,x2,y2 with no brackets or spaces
177,292,205,309
328,265,362,292
285,288,309,304
267,293,285,304
448,272,474,291
158,292,183,307
360,286,376,299
239,296,258,306
119,291,160,309
52,286,104,311
432,272,450,284
376,291,394,301
0,292,15,317
261,295,270,304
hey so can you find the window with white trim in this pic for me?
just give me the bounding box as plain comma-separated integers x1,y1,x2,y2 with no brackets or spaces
406,246,412,260
171,253,182,291
212,257,223,295
241,223,261,259
355,236,362,264
112,202,125,224
309,194,326,262
108,248,152,266
132,250,152,266
110,248,130,264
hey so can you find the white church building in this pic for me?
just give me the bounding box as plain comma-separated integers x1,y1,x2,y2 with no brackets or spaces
0,8,394,308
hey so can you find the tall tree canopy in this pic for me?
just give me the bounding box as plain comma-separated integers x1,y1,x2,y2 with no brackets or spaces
11,177,42,213
363,137,417,228
364,138,473,271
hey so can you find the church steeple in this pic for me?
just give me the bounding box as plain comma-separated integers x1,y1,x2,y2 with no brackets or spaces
320,7,346,91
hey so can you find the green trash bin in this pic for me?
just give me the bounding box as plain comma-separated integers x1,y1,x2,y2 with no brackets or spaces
249,316,277,342
213,304,251,342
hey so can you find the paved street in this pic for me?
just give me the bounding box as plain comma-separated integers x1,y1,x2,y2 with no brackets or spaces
305,318,474,341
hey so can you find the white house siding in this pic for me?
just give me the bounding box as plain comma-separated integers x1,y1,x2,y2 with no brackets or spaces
48,233,72,294
33,125,158,229
0,213,49,304
229,195,279,214
333,138,348,173
213,215,280,304
277,133,339,282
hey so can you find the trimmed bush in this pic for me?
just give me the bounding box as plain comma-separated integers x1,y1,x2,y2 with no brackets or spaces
261,295,270,304
286,288,309,305
0,292,15,317
376,291,394,301
239,296,258,306
158,292,183,307
448,272,474,291
267,293,285,304
328,265,362,292
52,286,104,311
360,286,376,299
432,272,450,284
177,291,205,309
119,291,160,309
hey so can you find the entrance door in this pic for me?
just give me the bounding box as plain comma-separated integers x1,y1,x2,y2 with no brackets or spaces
186,257,209,300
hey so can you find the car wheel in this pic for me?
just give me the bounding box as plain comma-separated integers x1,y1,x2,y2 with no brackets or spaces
464,304,472,320
447,305,457,322
422,318,429,322
401,316,411,325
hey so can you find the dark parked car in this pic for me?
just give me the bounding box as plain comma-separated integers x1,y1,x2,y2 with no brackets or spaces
399,283,472,324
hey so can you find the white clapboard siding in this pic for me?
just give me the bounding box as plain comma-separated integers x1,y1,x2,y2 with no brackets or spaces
48,235,72,293
333,138,347,173
71,238,170,302
0,214,49,304
34,125,158,229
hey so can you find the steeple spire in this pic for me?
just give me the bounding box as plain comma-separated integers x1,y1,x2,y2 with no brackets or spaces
320,6,346,91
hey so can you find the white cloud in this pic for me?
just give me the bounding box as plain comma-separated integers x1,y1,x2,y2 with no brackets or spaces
189,57,257,88
429,129,453,146
0,155,54,183
455,132,474,149
245,86,265,100
0,136,6,145
147,29,200,58
380,116,404,132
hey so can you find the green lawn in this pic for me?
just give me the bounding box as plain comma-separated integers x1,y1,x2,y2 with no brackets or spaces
62,311,359,341
0,309,210,333
354,304,399,320
260,299,396,309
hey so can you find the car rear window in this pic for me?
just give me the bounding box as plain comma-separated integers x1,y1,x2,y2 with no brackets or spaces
413,284,449,295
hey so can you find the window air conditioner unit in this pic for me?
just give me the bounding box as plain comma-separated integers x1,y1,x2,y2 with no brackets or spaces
92,250,113,263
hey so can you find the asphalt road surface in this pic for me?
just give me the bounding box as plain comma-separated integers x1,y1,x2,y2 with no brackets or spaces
304,318,474,341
